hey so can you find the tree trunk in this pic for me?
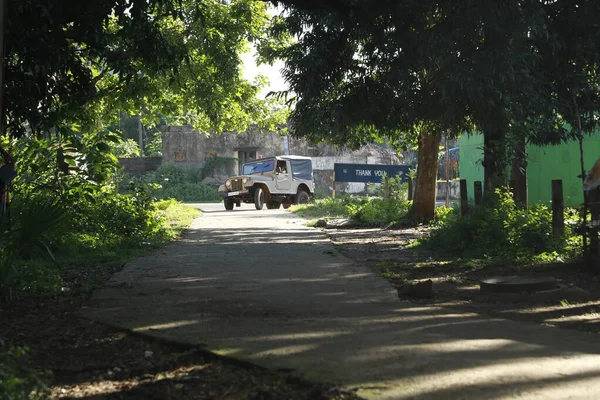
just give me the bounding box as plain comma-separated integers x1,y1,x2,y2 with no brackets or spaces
482,128,507,197
510,134,527,207
410,132,440,221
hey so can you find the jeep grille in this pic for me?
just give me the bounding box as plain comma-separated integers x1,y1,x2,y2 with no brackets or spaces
231,178,243,191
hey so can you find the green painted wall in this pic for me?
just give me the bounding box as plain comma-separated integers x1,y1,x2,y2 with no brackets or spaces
459,132,600,207
459,134,484,202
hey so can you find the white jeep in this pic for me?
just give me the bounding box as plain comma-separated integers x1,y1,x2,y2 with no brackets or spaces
218,155,315,210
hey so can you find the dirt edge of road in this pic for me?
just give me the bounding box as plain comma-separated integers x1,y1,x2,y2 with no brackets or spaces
325,225,600,336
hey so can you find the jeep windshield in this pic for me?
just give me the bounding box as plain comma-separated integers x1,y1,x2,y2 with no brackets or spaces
242,159,275,175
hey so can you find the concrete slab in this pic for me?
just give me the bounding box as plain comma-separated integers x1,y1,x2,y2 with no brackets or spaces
83,202,600,399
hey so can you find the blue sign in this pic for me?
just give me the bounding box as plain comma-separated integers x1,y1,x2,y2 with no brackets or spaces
334,163,411,183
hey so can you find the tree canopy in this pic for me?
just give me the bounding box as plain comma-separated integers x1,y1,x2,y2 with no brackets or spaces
263,0,600,194
6,0,272,138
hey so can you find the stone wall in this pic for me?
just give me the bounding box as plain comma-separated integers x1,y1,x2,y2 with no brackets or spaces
162,125,312,176
161,126,404,192
118,157,162,174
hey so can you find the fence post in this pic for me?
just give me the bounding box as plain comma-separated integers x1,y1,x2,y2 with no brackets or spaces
384,176,390,202
408,179,413,201
551,180,564,238
460,179,468,216
332,171,336,199
474,181,483,206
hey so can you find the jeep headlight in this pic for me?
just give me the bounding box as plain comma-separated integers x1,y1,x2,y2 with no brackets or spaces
242,177,248,184
225,180,232,188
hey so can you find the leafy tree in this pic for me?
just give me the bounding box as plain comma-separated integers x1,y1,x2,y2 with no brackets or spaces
266,0,600,214
0,0,280,215
262,1,473,219
5,0,272,139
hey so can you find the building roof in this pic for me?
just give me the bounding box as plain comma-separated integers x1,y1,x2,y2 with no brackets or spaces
277,155,312,160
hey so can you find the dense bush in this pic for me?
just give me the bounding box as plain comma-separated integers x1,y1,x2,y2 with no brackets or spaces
64,184,166,250
293,175,412,225
293,195,412,226
0,184,173,299
350,197,411,225
121,160,234,202
423,188,580,261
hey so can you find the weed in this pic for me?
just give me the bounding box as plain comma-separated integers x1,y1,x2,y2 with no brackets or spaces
292,195,412,226
372,261,405,280
420,187,580,263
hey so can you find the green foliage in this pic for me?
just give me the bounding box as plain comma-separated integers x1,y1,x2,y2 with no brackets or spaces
0,347,49,400
292,197,355,219
122,161,234,202
269,0,600,198
199,157,236,181
351,198,411,226
423,188,580,261
6,0,273,138
13,129,121,203
145,132,163,157
433,205,454,222
374,174,409,202
112,138,141,158
154,200,200,235
0,131,203,299
0,195,68,300
65,186,164,250
153,183,221,203
0,188,199,299
292,194,412,226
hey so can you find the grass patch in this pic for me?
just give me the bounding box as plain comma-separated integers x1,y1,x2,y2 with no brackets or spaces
291,197,354,219
155,199,201,237
292,196,412,226
2,199,200,300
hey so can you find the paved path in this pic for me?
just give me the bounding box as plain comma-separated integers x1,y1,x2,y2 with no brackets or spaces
84,203,600,399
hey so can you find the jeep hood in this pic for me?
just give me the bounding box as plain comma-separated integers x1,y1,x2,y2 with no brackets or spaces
229,175,273,182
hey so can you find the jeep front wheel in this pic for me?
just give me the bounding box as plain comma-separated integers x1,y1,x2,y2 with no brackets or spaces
296,190,310,205
254,187,265,210
224,198,234,210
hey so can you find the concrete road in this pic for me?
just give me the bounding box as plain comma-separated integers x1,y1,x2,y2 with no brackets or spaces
84,202,600,399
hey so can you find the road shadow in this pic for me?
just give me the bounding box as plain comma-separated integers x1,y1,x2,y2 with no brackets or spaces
82,214,600,399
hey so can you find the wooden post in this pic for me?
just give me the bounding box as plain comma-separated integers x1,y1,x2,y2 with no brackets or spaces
332,171,336,199
384,176,390,202
408,178,413,201
551,180,564,238
474,181,483,206
460,179,468,216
